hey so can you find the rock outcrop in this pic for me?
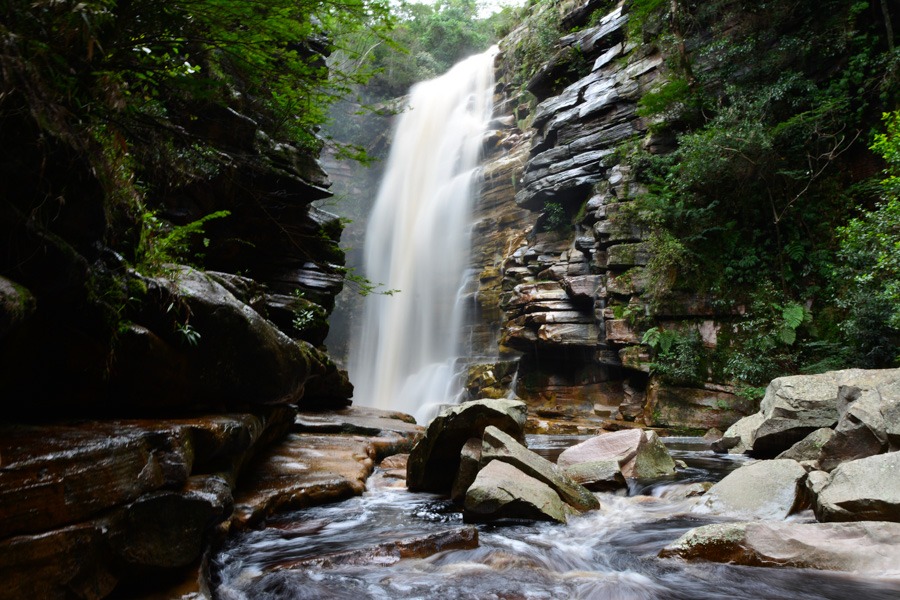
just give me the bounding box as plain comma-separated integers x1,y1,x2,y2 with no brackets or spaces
660,521,900,577
406,399,528,493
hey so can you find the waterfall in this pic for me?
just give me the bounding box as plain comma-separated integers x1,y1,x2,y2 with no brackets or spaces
348,48,498,423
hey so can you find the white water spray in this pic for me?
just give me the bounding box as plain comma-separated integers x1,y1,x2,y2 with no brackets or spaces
348,48,497,423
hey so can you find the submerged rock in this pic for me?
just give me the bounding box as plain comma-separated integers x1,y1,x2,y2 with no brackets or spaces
407,399,527,493
481,426,599,511
464,460,576,524
696,459,807,520
556,429,676,479
660,521,900,577
812,451,900,523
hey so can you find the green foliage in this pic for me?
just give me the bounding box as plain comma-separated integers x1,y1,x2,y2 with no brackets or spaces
644,328,707,386
835,110,900,365
541,201,567,231
137,210,230,274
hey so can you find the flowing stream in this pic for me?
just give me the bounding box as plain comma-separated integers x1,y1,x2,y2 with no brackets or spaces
347,48,498,424
212,438,900,599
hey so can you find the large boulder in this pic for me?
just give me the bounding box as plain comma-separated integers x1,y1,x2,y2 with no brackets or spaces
775,428,834,463
818,381,899,471
407,399,527,493
556,429,676,479
660,521,900,577
695,459,807,520
481,426,599,511
718,369,900,458
812,451,900,522
463,460,576,524
563,460,626,492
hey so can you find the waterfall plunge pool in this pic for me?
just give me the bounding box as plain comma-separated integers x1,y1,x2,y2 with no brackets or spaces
212,437,900,600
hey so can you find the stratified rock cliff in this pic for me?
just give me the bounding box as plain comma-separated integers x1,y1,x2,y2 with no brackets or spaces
469,0,751,432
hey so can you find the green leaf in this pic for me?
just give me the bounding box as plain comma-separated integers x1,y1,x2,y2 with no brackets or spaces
782,303,805,330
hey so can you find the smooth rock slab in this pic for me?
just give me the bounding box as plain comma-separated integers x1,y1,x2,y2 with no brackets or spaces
696,459,806,520
232,433,376,528
481,426,599,511
464,461,576,524
814,451,900,522
660,521,900,577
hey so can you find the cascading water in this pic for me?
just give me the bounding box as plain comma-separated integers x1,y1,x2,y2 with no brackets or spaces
348,47,498,423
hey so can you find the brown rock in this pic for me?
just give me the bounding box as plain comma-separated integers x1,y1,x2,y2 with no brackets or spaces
644,382,755,431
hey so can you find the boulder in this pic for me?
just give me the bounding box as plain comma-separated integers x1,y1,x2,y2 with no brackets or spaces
818,383,898,471
451,438,483,503
696,459,807,520
660,521,900,577
0,276,36,340
813,451,900,522
776,428,834,463
723,369,900,458
562,460,626,492
481,426,599,511
407,399,527,493
556,429,676,479
139,267,320,407
714,412,764,454
463,461,576,524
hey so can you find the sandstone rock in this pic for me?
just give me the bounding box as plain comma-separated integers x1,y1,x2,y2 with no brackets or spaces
660,521,900,577
463,460,576,524
644,382,754,431
776,427,834,462
656,481,713,501
146,267,316,406
294,406,423,452
556,429,676,479
481,426,599,511
813,451,900,522
696,459,807,520
0,522,117,600
714,411,765,454
407,399,527,493
742,369,900,458
110,475,232,569
232,433,376,528
451,438,483,503
562,459,626,492
818,383,897,471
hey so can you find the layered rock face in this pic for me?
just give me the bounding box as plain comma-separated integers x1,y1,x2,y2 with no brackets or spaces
470,1,750,429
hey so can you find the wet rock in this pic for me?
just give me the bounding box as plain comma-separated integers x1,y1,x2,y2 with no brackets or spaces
110,475,232,569
146,266,314,406
279,527,479,569
407,399,527,493
813,451,900,522
0,522,116,600
232,433,376,528
660,521,900,577
0,276,36,340
451,438,484,503
464,361,518,400
656,481,714,501
556,429,676,479
562,459,626,492
464,460,576,524
482,426,599,511
776,428,834,463
696,459,807,520
294,406,423,454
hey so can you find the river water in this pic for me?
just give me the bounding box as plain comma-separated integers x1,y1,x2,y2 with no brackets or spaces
212,437,900,599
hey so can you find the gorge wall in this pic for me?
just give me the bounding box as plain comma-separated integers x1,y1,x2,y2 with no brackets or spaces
467,0,772,433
